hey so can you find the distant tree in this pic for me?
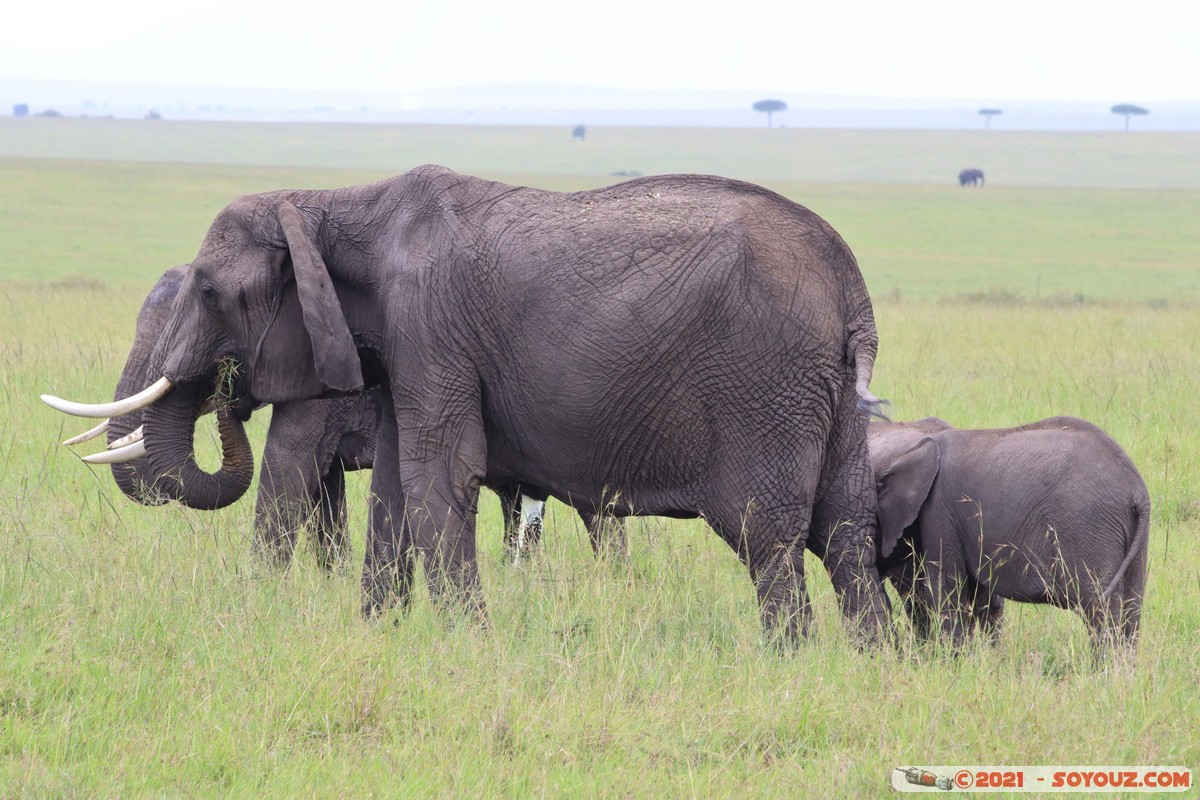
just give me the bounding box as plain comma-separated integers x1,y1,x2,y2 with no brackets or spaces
978,108,1003,129
13,103,29,117
752,99,787,128
145,110,162,120
1111,103,1149,131
572,124,586,141
36,109,62,118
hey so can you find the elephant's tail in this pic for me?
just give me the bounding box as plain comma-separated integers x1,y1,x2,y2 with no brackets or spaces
846,314,890,421
1101,496,1150,601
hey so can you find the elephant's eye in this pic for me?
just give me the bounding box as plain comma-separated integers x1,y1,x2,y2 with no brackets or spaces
199,282,220,311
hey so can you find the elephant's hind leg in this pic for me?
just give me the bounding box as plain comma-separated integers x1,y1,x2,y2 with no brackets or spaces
707,462,822,647
1083,591,1141,664
810,379,892,646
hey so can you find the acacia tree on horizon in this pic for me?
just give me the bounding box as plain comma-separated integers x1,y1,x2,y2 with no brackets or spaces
978,108,1003,129
1111,103,1149,131
753,99,788,128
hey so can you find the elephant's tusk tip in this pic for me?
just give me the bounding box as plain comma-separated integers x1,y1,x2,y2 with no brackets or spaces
82,439,147,464
62,419,111,446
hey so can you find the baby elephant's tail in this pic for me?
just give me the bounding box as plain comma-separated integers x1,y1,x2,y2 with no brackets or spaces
1101,497,1150,601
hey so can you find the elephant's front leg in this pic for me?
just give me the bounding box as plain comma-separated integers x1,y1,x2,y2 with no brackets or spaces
361,388,414,617
918,523,972,648
312,460,348,572
886,553,933,640
253,449,319,568
394,388,489,622
973,591,1005,645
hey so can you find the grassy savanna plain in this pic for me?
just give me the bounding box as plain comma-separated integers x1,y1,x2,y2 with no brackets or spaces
0,121,1198,796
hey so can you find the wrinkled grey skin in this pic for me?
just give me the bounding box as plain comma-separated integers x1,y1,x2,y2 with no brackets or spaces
869,416,1150,657
133,166,888,643
112,267,582,568
958,168,985,187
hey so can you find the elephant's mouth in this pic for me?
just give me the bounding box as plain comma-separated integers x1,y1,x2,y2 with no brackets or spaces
165,353,258,417
188,356,258,421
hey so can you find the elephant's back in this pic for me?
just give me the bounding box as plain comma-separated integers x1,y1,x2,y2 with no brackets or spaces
934,424,1146,563
482,174,865,344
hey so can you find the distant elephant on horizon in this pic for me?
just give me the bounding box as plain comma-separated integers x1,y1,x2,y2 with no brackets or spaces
958,168,985,187
870,416,1149,659
64,265,560,569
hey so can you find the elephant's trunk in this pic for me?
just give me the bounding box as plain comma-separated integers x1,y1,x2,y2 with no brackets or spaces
140,387,255,511
108,423,170,505
107,359,170,505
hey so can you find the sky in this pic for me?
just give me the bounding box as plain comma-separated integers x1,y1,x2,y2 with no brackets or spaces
1,0,1195,102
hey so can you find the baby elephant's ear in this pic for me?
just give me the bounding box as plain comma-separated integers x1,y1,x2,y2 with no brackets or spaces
876,437,941,559
277,202,363,393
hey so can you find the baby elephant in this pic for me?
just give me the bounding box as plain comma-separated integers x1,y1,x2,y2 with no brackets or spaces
870,416,1150,657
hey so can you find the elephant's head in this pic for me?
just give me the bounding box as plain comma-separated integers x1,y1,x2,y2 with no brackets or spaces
867,417,952,568
110,265,261,509
46,194,365,509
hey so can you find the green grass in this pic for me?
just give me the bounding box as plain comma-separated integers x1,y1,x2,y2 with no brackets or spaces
1,125,1198,796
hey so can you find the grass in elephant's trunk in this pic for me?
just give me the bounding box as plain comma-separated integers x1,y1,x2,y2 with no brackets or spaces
214,356,242,409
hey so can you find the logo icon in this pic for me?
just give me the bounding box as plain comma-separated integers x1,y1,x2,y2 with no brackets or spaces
896,767,954,791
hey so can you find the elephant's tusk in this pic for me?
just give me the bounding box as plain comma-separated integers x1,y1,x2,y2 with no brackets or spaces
82,439,147,465
107,425,144,450
62,419,110,446
42,376,173,418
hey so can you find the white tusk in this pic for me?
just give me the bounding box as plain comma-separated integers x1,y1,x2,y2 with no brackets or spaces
42,376,173,418
107,425,144,450
82,439,147,465
62,419,110,446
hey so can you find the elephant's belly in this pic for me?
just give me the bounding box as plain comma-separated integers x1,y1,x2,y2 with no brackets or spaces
968,538,1056,604
483,409,713,515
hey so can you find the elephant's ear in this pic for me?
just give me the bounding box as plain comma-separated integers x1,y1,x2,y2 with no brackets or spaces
876,437,940,559
276,201,363,393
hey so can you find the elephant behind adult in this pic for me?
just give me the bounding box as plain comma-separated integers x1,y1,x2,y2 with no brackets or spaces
48,166,891,644
870,416,1150,657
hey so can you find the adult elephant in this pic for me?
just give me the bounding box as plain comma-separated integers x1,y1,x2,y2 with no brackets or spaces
958,168,985,187
65,265,558,569
870,417,1149,657
45,166,890,643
